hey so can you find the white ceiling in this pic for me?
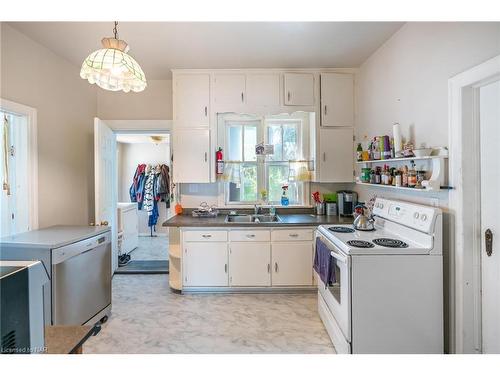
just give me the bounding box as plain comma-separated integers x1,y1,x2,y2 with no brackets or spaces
117,134,170,144
9,22,404,79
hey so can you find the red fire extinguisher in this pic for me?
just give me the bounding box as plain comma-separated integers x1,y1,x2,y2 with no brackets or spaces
216,147,224,175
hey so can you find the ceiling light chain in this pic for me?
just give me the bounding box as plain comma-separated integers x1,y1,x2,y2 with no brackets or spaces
113,21,118,40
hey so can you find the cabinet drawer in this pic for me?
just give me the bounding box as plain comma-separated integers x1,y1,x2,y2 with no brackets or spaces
271,229,314,242
229,230,270,242
183,230,228,242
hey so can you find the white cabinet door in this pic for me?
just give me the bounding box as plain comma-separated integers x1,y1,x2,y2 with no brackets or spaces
213,74,246,110
284,73,315,106
318,128,354,183
229,243,271,286
184,242,228,286
174,74,210,127
272,242,313,286
172,129,210,183
321,73,354,127
246,73,280,107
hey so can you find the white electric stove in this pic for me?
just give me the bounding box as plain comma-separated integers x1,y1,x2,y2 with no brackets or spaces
315,197,444,354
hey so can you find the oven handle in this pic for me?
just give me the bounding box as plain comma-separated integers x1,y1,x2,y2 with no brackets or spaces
330,251,347,264
316,232,348,264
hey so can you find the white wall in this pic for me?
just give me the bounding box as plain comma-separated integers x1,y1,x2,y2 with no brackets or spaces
118,141,171,234
97,79,172,120
355,22,500,353
1,23,97,227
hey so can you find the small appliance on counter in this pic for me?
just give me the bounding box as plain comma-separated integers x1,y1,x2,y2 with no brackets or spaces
337,191,358,216
1,260,49,354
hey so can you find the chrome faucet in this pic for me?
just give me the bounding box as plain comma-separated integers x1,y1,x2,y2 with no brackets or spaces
254,204,261,215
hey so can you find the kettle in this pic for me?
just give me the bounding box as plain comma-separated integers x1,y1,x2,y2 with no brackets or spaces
353,205,375,231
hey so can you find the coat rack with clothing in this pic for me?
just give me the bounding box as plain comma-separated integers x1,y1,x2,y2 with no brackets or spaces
129,163,171,236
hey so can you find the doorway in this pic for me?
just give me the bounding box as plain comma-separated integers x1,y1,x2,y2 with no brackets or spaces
114,132,171,274
449,55,500,354
0,99,38,238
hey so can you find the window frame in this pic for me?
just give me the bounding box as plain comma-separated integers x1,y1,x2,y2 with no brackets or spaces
221,114,309,208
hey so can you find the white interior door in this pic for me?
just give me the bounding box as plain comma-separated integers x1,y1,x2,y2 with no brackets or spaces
94,118,118,274
480,80,500,353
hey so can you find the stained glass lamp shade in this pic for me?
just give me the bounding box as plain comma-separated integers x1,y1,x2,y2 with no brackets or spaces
80,37,147,93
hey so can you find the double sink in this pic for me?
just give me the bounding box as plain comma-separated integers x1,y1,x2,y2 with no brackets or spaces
225,214,282,224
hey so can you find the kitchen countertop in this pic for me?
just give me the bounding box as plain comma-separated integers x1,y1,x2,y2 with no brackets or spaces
44,324,100,354
0,225,110,249
163,213,354,228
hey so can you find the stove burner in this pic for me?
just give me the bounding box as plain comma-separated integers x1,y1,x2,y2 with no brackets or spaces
373,238,409,248
346,240,375,248
328,226,355,233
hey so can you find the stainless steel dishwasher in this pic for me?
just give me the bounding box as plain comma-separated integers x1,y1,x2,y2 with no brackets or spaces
51,232,112,325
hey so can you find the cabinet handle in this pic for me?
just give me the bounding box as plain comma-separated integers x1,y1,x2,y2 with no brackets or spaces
201,234,212,238
225,264,228,273
246,234,256,238
204,106,208,116
267,263,271,273
287,91,291,102
323,152,326,162
241,92,244,102
204,152,207,162
324,105,327,115
274,262,278,272
289,233,299,238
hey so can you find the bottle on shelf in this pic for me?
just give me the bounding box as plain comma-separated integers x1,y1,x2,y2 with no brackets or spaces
408,161,417,188
402,165,409,187
356,143,363,162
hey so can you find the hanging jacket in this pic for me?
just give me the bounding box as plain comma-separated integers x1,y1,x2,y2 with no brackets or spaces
157,164,170,207
129,164,147,209
143,167,156,215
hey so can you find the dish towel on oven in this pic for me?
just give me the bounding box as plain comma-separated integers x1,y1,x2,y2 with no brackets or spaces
314,237,336,287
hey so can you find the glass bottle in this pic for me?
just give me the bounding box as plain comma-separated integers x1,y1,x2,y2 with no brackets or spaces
408,161,417,188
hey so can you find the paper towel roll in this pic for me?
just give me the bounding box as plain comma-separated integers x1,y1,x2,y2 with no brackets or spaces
393,123,402,157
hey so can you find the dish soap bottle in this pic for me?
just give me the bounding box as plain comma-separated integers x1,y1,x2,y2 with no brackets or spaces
280,185,289,206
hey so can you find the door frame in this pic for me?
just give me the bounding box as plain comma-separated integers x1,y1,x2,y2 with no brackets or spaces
448,54,500,354
0,98,38,232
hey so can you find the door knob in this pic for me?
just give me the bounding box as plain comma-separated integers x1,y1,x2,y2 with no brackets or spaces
485,229,493,257
101,221,109,226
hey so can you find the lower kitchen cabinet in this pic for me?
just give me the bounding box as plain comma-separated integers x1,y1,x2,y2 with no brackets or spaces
183,242,228,287
229,243,271,286
272,242,314,286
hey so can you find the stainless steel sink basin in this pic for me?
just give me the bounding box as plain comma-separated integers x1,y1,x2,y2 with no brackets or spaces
225,214,281,224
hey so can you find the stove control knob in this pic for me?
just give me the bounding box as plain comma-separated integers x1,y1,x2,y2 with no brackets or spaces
414,212,419,219
378,203,384,209
421,214,427,221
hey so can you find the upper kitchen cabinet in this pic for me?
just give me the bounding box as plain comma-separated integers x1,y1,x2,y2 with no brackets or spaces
283,73,315,106
246,73,281,108
318,127,354,183
172,128,210,183
213,73,246,111
173,74,210,128
320,73,354,127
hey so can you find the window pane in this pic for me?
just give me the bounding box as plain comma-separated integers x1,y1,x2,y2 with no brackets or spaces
267,125,282,161
268,165,301,205
283,124,298,160
244,126,257,161
228,125,242,161
228,164,257,202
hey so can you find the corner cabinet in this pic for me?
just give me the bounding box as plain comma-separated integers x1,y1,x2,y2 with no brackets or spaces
173,74,210,128
172,128,210,183
318,127,354,183
320,73,354,127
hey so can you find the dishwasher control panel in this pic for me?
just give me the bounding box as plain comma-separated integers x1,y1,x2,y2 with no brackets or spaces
52,233,111,264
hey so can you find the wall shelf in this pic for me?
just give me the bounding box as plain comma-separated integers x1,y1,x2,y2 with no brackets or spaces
355,155,447,165
356,155,448,191
355,182,449,193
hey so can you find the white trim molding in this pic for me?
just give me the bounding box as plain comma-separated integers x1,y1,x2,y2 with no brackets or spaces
448,54,500,354
0,98,38,232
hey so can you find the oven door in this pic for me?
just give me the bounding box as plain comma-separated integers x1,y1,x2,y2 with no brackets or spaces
315,231,351,342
